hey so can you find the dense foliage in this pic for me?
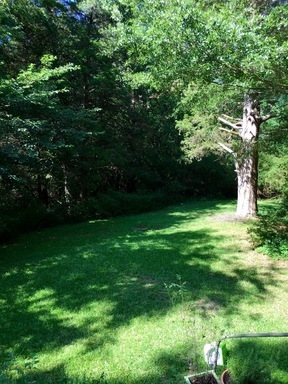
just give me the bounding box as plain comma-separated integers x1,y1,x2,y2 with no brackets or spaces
0,0,238,241
102,0,288,217
249,198,288,259
0,0,287,242
226,338,288,384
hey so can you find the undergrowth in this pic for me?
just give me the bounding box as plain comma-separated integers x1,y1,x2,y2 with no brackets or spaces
225,338,288,384
249,198,288,259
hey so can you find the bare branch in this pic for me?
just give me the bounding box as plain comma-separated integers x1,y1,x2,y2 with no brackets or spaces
219,127,241,137
218,142,235,155
218,116,242,130
222,114,242,123
260,114,277,123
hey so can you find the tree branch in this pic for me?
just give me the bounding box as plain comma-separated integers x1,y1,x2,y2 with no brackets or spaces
218,116,242,130
260,114,277,123
218,142,235,155
219,127,241,137
222,114,242,123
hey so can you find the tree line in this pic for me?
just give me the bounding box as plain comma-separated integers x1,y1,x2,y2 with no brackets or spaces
0,0,287,241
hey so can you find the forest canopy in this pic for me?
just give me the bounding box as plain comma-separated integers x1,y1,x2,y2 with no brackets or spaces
0,0,287,239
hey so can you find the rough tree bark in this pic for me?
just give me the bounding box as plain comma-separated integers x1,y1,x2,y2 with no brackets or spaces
218,94,275,219
236,95,260,218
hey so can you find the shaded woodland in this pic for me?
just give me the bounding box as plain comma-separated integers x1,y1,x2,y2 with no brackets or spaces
0,0,287,241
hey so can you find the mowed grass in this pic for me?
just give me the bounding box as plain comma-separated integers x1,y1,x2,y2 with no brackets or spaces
1,199,288,383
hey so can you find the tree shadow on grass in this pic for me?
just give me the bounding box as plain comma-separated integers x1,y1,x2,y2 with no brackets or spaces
12,339,288,384
14,348,190,384
0,199,285,382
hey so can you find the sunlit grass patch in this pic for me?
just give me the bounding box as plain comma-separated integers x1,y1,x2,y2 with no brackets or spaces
1,199,288,383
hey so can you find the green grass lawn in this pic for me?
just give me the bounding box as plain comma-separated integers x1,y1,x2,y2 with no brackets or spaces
1,199,288,383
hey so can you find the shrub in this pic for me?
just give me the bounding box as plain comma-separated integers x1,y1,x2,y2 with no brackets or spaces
0,211,22,243
69,191,178,220
0,201,63,243
95,190,176,217
225,339,288,384
227,342,270,384
249,198,288,259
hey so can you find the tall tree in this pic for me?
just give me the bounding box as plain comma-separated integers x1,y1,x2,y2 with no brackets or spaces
0,54,83,204
1,0,198,240
102,0,288,217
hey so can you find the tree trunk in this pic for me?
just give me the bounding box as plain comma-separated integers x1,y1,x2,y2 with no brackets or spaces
62,164,72,206
37,175,49,206
236,95,260,218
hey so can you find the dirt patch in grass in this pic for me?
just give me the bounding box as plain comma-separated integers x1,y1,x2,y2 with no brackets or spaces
210,212,247,223
194,298,221,314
